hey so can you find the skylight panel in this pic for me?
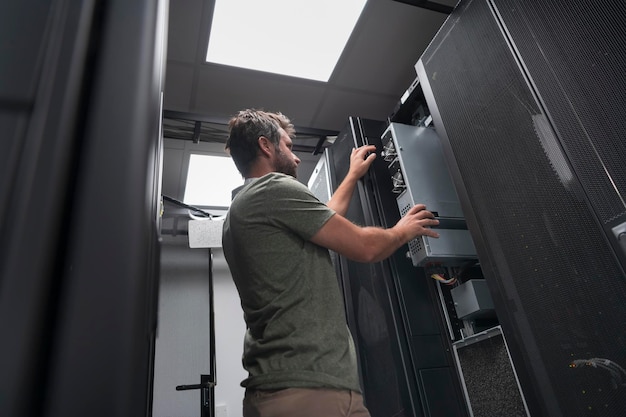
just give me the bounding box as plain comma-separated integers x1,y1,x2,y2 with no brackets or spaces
184,154,243,208
206,0,368,82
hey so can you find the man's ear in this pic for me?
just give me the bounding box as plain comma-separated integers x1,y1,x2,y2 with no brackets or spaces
258,136,273,158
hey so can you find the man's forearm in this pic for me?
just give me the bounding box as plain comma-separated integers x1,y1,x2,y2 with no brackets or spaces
354,225,408,263
326,173,359,216
310,203,439,264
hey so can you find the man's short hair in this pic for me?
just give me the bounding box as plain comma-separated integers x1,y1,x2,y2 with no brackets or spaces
226,109,295,176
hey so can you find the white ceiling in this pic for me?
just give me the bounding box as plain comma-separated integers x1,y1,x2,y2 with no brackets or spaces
161,0,456,203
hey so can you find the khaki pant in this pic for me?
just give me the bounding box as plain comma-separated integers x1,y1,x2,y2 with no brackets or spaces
243,388,371,417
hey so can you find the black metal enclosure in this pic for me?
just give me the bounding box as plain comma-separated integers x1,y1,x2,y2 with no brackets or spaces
0,0,168,416
319,118,469,417
416,0,626,416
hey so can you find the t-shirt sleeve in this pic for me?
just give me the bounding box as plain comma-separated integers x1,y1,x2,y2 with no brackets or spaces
265,175,336,240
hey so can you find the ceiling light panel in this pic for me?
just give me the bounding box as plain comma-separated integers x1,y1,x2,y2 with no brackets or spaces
206,0,368,82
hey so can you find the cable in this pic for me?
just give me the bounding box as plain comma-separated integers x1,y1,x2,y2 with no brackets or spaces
570,358,626,389
162,195,214,218
431,273,457,285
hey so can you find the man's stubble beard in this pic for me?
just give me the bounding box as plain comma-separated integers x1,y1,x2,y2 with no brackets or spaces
274,149,298,178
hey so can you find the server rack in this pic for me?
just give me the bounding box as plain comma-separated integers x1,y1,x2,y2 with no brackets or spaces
416,0,626,416
314,117,469,417
0,1,167,416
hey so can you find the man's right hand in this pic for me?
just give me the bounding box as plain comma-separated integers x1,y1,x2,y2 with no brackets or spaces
394,204,440,241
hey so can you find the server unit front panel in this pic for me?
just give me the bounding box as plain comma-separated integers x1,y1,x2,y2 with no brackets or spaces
381,123,477,267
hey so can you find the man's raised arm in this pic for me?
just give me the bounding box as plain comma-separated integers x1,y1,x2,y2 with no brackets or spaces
311,204,439,263
326,145,377,216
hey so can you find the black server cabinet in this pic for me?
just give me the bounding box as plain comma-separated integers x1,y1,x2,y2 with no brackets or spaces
416,0,626,416
324,118,468,417
0,0,167,416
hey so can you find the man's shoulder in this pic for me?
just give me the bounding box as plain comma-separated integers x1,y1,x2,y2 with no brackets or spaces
264,172,303,184
257,173,310,193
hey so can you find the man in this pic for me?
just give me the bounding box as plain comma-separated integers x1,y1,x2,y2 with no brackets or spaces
222,109,439,417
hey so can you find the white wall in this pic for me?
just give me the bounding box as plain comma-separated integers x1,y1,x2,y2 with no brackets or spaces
152,235,247,417
213,248,248,417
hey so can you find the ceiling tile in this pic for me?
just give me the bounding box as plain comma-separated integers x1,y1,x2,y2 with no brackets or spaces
313,89,398,131
331,1,447,95
193,65,328,127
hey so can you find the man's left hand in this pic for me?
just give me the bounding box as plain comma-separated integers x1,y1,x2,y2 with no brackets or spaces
348,145,377,180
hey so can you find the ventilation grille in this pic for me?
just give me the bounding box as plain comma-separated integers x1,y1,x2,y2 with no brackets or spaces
421,0,626,414
497,0,626,225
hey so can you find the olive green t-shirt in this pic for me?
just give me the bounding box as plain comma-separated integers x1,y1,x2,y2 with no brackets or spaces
222,172,360,392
